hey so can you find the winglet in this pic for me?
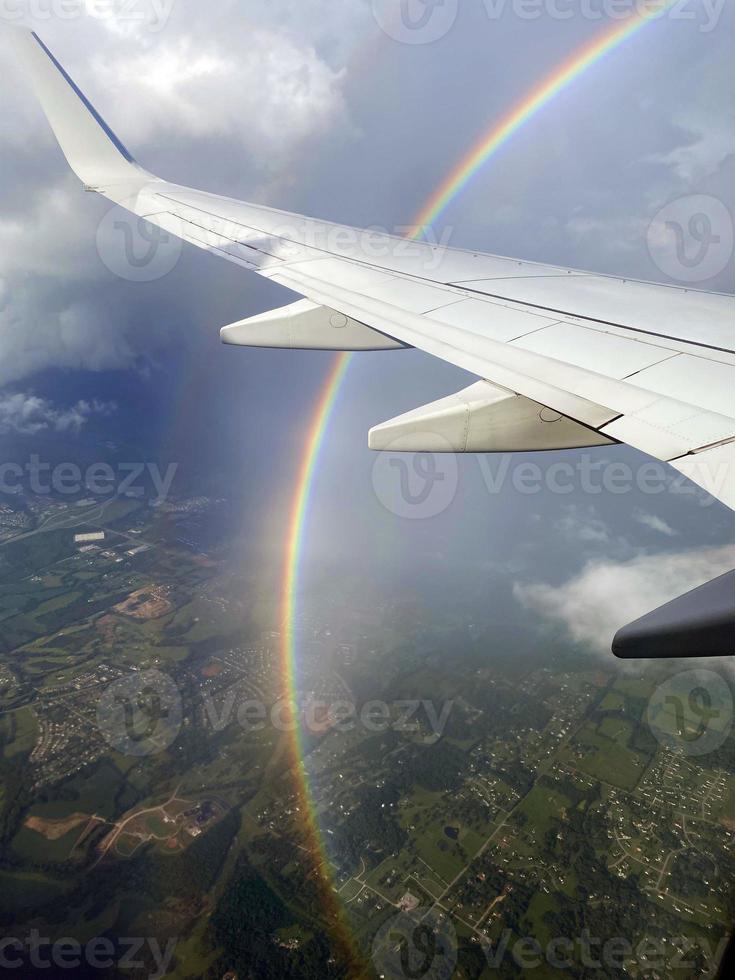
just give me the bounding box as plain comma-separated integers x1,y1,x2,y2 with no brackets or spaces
11,30,151,188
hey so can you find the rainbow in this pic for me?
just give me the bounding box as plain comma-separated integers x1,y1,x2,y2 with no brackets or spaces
282,350,351,725
276,4,672,958
277,351,359,966
409,0,675,236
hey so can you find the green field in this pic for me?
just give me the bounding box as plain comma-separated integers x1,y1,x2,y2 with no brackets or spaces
2,706,38,757
561,722,648,791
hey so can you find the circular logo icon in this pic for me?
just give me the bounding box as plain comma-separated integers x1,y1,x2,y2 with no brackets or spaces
96,206,183,282
647,669,733,757
372,908,457,980
372,432,459,520
647,195,733,283
372,0,459,45
97,670,182,757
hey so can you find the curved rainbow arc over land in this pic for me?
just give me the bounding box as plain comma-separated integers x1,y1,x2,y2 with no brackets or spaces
277,4,673,955
277,351,359,964
282,351,351,739
409,0,676,236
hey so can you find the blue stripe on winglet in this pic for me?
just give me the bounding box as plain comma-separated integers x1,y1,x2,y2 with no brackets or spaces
31,32,136,164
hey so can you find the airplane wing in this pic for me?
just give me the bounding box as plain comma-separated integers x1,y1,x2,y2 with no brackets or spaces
11,30,735,659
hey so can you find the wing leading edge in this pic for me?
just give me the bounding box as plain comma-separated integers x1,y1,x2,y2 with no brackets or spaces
12,30,735,659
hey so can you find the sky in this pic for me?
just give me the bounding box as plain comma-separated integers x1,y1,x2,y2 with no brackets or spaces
2,0,735,657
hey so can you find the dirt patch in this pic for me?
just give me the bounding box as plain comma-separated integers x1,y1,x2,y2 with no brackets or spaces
25,813,90,840
201,662,224,678
189,554,216,568
114,586,173,620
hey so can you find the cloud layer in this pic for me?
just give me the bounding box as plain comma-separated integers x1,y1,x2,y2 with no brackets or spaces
0,1,358,386
515,544,735,654
0,391,116,435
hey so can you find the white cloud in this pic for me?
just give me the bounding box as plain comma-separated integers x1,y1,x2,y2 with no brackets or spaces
634,512,679,537
552,506,635,556
555,508,611,545
565,213,647,255
514,545,735,655
92,32,348,160
0,391,116,435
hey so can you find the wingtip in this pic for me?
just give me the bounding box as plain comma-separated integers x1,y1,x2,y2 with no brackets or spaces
7,26,149,188
612,569,735,659
0,21,33,43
